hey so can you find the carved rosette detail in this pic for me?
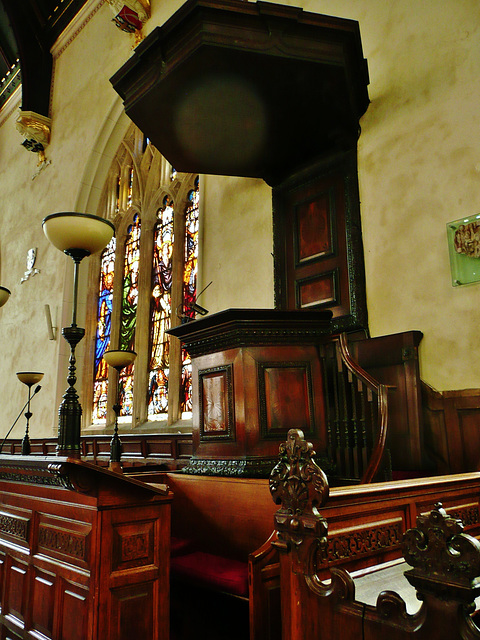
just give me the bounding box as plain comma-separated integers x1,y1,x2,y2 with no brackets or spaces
403,502,480,602
270,429,329,571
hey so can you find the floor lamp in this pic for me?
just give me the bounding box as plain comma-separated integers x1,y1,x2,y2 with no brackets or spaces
16,371,44,454
42,212,115,457
102,349,137,473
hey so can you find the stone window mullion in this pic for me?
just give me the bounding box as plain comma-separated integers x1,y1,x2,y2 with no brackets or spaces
132,220,154,428
167,198,187,425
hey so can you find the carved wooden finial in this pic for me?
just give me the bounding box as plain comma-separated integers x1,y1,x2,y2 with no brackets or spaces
403,502,480,603
270,429,329,558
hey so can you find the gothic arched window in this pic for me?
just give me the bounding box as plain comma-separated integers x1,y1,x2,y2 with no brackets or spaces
84,125,200,429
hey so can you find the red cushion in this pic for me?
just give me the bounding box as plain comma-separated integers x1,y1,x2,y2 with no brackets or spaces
171,551,249,597
171,537,195,557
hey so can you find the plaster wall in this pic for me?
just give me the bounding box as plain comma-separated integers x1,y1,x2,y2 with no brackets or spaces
0,0,478,440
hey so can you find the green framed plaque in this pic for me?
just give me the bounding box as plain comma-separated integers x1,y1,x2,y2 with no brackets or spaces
447,214,480,286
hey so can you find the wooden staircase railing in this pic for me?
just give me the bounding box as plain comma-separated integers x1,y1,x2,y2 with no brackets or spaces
318,333,391,484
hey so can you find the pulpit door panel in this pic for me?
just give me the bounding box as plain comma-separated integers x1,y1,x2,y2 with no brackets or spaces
273,153,368,333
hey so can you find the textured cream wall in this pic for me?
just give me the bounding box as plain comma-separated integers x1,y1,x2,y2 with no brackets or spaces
0,0,478,440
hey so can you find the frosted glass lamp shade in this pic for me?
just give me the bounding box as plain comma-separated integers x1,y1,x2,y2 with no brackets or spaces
17,371,44,386
103,350,137,370
42,212,115,255
0,286,10,307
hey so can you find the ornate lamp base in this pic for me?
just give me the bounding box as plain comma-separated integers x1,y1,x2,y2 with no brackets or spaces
57,326,85,457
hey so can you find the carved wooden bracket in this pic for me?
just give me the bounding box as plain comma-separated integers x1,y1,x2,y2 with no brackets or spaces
403,502,480,604
270,429,329,572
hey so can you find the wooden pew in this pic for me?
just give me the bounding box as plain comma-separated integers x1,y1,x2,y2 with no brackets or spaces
131,471,281,640
271,429,480,640
129,452,480,639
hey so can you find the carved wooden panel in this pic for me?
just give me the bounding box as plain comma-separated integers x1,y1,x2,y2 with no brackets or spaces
273,152,368,333
109,584,155,640
59,581,89,640
0,550,5,612
3,557,28,631
0,460,171,640
258,362,315,438
296,271,337,309
318,517,403,567
0,508,30,547
199,365,235,441
37,514,91,570
419,500,480,534
30,568,55,639
295,191,333,261
112,520,155,572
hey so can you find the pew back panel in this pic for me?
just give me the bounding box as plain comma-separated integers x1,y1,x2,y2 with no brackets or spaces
271,429,480,640
164,472,278,561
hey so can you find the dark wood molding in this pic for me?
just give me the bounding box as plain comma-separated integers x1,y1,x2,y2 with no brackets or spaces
168,308,333,357
0,433,193,470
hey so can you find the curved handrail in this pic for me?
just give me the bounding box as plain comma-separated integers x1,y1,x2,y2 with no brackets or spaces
337,333,390,483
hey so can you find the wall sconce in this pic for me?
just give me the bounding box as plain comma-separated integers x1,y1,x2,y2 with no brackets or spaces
44,304,57,340
0,286,11,307
42,212,115,456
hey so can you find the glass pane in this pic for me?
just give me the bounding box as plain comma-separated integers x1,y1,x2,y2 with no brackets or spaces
92,237,116,423
447,213,480,286
181,177,200,414
148,197,174,419
119,213,141,416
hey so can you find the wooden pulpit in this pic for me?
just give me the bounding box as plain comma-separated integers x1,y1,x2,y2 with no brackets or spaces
168,308,332,476
0,456,171,640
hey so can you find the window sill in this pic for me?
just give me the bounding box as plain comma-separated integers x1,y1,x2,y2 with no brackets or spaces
83,418,193,436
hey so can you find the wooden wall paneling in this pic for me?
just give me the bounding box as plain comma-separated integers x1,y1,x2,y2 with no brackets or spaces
2,556,28,635
421,385,480,475
29,567,55,639
421,381,449,474
58,580,89,640
1,434,193,470
0,551,5,617
443,390,480,473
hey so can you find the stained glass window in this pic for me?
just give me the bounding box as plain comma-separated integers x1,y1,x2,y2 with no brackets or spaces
115,175,121,214
92,237,116,422
181,177,200,414
119,213,141,417
127,167,134,207
148,197,174,418
88,126,201,429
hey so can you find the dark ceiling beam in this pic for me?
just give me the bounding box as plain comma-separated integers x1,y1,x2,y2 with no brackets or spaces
2,0,52,116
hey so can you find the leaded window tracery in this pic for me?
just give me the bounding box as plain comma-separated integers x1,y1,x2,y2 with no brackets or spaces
86,125,200,429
